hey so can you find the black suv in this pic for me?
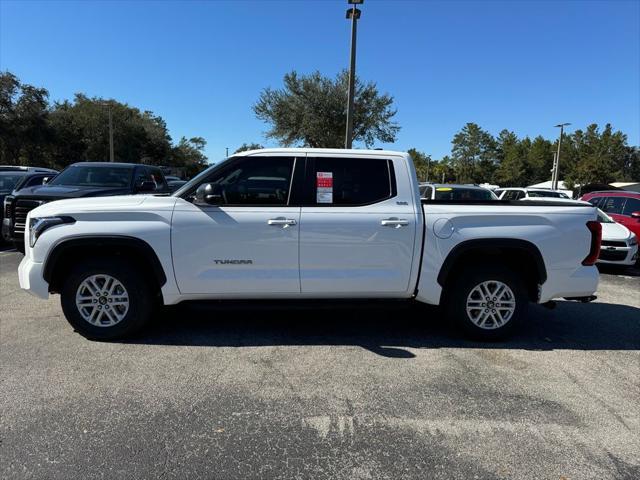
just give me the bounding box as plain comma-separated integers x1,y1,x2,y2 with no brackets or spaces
3,162,169,252
1,166,59,244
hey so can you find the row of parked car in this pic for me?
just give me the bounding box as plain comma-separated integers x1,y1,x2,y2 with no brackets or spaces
419,182,639,267
1,163,188,252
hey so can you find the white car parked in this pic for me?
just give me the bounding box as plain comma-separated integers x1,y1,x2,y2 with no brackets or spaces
18,148,601,341
495,188,570,201
597,209,638,266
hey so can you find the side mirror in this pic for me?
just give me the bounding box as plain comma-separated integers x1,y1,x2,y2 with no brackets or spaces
42,176,54,185
631,211,640,219
195,183,223,205
136,180,156,192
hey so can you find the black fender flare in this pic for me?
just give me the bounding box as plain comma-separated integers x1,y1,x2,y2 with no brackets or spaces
43,235,167,287
436,238,547,287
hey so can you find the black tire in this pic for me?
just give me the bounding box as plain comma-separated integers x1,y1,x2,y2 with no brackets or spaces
60,258,154,340
13,241,25,254
445,264,528,341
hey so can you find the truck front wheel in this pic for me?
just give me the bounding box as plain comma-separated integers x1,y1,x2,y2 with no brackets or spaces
60,259,154,340
445,265,528,340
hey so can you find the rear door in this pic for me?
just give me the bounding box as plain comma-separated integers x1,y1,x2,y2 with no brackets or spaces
171,154,302,295
620,197,640,237
299,154,417,296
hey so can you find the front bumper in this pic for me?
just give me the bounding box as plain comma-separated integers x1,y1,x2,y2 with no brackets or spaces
18,256,49,299
2,217,14,241
597,244,638,266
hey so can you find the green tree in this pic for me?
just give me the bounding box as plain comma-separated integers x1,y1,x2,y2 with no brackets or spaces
408,148,432,182
234,143,264,153
48,94,173,168
431,156,456,183
0,71,209,170
0,71,52,166
451,123,496,183
253,70,399,148
170,136,209,177
525,136,554,184
564,124,631,186
495,129,527,186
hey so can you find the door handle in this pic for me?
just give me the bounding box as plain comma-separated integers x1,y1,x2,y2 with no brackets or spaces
381,218,409,228
268,217,297,228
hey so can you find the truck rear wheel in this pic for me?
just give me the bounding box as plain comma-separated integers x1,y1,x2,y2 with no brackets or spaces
60,259,154,340
445,265,528,340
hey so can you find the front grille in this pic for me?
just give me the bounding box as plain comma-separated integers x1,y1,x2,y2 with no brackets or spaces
12,199,44,236
599,250,628,261
601,240,627,247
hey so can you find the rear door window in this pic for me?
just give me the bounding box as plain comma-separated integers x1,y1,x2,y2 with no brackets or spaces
600,196,626,215
308,157,394,206
622,198,640,216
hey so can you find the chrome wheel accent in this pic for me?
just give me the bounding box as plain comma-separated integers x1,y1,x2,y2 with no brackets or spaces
466,280,516,330
75,274,129,327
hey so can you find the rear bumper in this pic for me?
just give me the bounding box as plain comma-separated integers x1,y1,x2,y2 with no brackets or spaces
539,265,599,303
18,256,49,299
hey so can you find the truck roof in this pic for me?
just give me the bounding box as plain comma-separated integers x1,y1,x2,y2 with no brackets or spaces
235,148,407,157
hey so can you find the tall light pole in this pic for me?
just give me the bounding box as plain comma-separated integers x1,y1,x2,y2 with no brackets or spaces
107,106,114,162
344,0,363,149
100,102,115,162
552,122,570,190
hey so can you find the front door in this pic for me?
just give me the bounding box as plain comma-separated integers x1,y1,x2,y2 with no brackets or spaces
171,155,301,295
299,155,417,295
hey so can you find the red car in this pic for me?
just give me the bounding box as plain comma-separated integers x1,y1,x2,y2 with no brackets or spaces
580,191,640,237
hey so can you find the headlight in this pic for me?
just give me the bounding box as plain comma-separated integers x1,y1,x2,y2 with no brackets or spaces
3,196,14,218
29,216,75,247
629,234,638,247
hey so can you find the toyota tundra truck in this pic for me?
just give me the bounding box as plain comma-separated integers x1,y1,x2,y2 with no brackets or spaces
17,149,601,340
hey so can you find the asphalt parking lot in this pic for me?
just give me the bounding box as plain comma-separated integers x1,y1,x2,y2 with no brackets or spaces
1,248,639,480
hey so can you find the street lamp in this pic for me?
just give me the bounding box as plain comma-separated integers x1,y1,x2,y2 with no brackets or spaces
552,122,570,190
344,0,363,149
100,102,115,162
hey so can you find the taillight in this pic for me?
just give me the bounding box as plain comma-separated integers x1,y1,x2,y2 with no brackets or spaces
582,220,602,266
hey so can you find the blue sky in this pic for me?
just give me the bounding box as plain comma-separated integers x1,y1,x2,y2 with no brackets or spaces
1,0,639,163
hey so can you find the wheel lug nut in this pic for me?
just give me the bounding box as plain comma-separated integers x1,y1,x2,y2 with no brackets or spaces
492,309,496,313
108,299,112,302
485,309,489,312
93,299,97,303
481,303,485,306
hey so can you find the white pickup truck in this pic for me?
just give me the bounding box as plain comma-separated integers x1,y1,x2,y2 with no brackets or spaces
18,148,601,340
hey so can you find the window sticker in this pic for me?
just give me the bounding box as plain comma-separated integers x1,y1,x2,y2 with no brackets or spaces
316,171,333,203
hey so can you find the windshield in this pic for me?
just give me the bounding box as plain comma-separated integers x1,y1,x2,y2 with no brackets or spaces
50,165,134,187
597,208,615,223
433,186,496,201
528,190,567,198
0,173,25,193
